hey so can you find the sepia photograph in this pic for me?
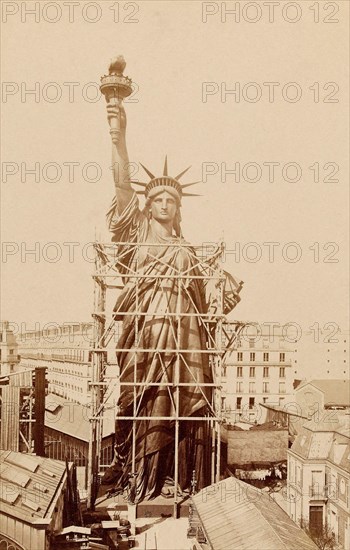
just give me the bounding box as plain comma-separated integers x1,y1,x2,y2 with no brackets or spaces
1,1,349,549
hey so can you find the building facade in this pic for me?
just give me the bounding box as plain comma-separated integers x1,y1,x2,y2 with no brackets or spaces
222,324,294,425
18,322,95,405
0,321,20,377
287,416,350,550
17,321,120,406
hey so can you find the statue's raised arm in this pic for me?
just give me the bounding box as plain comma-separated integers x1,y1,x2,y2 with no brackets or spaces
101,56,133,214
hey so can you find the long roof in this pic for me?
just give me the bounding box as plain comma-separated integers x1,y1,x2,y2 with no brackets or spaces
192,477,318,550
0,449,66,523
45,393,115,442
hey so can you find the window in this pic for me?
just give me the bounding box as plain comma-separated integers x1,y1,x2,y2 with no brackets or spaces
249,397,255,409
249,382,255,393
310,471,324,497
263,352,269,362
222,366,227,377
279,382,286,394
263,382,269,393
9,349,14,355
236,366,243,377
263,367,269,378
221,397,226,410
250,352,255,362
280,352,285,362
237,352,243,362
236,381,243,392
279,366,285,378
249,366,255,377
236,397,242,410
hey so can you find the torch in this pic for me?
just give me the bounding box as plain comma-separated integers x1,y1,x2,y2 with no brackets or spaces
100,55,132,146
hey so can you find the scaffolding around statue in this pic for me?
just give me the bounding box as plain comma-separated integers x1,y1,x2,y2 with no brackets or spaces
87,240,242,513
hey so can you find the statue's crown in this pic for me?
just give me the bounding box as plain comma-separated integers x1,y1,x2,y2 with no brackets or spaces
130,157,200,201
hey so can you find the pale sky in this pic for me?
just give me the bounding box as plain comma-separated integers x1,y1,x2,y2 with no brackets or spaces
1,0,349,335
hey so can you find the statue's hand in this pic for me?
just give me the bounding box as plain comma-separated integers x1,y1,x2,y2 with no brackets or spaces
107,103,126,133
106,103,120,124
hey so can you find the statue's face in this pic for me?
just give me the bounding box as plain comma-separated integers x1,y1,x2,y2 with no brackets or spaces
150,191,178,223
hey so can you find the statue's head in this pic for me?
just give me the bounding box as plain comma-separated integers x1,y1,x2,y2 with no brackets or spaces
144,188,182,235
133,158,200,236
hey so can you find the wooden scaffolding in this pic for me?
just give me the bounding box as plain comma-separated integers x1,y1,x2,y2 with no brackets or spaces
87,240,242,514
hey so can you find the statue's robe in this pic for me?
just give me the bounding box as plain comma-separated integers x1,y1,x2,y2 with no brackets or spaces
106,192,242,500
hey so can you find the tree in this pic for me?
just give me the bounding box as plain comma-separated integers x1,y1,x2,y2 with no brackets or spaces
302,520,337,550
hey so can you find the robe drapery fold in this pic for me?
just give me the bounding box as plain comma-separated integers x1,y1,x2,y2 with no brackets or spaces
106,192,242,501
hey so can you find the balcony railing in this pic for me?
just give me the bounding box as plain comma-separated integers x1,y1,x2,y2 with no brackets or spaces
309,485,328,500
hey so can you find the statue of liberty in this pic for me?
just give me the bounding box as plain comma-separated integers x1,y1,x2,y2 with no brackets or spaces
101,57,243,502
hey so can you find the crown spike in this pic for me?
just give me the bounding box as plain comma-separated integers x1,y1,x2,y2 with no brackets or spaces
140,163,155,180
181,181,201,189
175,166,191,180
163,156,168,176
182,192,202,197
